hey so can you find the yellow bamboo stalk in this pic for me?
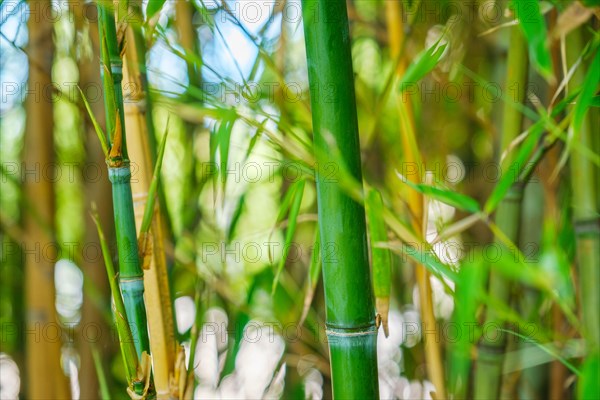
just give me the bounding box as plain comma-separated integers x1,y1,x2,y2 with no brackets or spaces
175,0,199,87
121,17,177,400
24,1,70,398
385,3,447,398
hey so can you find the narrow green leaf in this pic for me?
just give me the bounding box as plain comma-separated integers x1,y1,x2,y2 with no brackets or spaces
579,352,600,399
498,329,580,375
139,119,170,235
217,114,235,189
398,41,448,93
513,0,553,80
396,173,481,214
382,241,458,283
366,189,392,336
146,0,167,18
449,256,486,398
90,205,139,385
78,86,109,156
572,49,600,133
300,226,320,326
227,193,247,242
484,120,545,213
272,179,306,294
91,345,111,400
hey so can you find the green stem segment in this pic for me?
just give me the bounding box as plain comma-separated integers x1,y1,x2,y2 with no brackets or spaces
474,26,529,400
108,166,150,359
97,3,149,360
301,1,379,398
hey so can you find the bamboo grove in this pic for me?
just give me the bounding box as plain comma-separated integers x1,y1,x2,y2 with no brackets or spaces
0,0,599,399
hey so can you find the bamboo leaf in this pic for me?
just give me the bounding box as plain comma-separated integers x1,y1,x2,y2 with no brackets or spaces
146,0,167,18
398,41,448,92
572,49,600,133
78,86,109,156
300,228,320,326
366,189,392,337
484,120,545,213
498,328,580,375
449,256,486,398
579,352,600,399
91,345,110,400
139,118,170,235
216,113,236,190
381,241,458,282
137,119,169,269
272,179,306,295
90,205,139,386
227,193,247,242
396,172,481,214
513,0,553,81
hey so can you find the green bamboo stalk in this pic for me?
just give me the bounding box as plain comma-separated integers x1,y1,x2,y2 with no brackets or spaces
473,26,529,400
301,1,379,398
567,30,600,398
92,210,152,398
568,29,600,350
97,2,150,359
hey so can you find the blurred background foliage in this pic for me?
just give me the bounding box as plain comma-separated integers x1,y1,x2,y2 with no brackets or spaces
0,0,599,399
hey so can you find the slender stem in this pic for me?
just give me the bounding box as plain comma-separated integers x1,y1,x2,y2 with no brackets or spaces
301,1,379,398
474,26,529,400
568,29,599,351
97,2,150,359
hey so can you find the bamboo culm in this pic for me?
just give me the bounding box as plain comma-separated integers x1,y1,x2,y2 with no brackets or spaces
301,0,379,398
473,26,529,400
97,3,150,359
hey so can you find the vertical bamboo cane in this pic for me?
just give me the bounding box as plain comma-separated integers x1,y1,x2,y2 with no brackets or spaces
24,2,70,397
301,1,379,398
97,2,150,359
568,27,599,358
121,2,177,396
473,26,529,400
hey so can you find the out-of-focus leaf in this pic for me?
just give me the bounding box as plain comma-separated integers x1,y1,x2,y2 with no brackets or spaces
539,219,575,309
272,179,306,294
366,189,392,337
227,193,246,241
551,2,594,40
300,229,320,325
381,241,458,283
572,49,600,133
449,256,486,398
579,352,600,399
582,0,600,6
139,119,169,235
146,0,167,18
78,86,109,156
513,0,554,81
484,120,545,213
138,120,169,269
397,41,448,92
397,173,481,214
